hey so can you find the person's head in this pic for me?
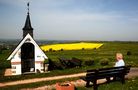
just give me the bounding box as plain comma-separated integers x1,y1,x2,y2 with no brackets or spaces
116,53,123,60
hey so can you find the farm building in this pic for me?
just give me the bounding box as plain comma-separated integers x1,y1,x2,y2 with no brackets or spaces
7,3,48,75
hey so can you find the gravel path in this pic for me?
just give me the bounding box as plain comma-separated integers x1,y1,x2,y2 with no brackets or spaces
0,68,138,89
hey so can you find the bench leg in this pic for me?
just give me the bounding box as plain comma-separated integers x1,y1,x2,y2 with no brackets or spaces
106,77,111,83
93,80,98,90
86,81,90,87
121,75,125,84
113,76,125,84
113,76,116,81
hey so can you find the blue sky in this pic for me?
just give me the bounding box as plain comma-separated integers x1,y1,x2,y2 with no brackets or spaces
0,0,138,41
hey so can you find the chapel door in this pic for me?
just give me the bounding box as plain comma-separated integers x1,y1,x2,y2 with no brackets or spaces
21,43,35,73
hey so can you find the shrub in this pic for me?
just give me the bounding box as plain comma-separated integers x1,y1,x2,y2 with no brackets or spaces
82,48,85,50
49,48,53,52
48,58,64,70
84,60,94,66
61,49,64,51
0,49,2,54
53,50,56,52
127,51,131,55
100,59,109,66
93,48,96,50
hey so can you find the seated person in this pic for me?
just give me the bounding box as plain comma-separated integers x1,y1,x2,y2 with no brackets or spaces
107,53,125,81
112,53,125,81
114,53,125,67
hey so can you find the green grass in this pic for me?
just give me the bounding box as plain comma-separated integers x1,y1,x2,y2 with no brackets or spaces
0,50,11,76
0,50,11,69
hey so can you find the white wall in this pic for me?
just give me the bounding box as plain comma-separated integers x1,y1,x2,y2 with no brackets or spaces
35,46,45,61
11,49,21,62
11,64,21,75
35,63,44,73
11,49,21,75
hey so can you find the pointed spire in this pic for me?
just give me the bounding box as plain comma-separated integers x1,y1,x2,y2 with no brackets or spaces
23,2,33,38
27,2,29,14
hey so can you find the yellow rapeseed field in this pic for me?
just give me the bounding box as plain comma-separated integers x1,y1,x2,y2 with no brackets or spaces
41,42,103,51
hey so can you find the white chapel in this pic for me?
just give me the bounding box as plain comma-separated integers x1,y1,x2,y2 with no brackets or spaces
7,3,48,75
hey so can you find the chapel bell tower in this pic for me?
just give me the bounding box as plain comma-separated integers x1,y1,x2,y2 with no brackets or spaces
22,2,33,38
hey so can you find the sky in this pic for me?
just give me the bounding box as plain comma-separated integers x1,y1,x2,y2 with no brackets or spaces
0,0,138,41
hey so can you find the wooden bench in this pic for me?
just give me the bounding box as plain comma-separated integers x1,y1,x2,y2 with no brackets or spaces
80,66,131,90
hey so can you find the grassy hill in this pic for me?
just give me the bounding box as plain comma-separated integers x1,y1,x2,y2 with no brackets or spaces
0,42,138,82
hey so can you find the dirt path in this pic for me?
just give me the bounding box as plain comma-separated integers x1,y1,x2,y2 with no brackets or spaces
0,68,138,88
126,68,138,78
0,73,86,87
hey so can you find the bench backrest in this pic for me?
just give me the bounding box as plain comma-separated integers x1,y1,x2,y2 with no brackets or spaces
86,66,131,79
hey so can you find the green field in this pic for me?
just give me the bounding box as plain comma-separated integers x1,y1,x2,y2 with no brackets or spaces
0,42,138,82
45,42,138,67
